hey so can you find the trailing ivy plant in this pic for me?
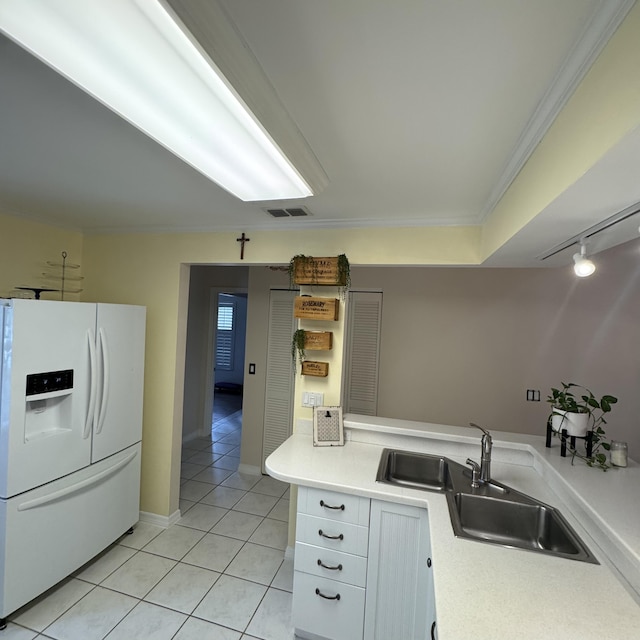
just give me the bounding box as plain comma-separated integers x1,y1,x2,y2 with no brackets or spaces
546,382,617,471
291,329,307,372
288,255,318,290
288,253,351,299
336,253,351,298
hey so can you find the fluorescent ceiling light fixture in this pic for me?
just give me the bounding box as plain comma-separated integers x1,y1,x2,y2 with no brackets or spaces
573,242,596,277
0,0,313,201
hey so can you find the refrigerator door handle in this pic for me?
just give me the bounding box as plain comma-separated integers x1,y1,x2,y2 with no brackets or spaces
96,327,110,435
84,329,98,439
17,449,138,511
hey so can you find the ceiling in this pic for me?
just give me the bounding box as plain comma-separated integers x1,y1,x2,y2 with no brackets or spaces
1,0,639,265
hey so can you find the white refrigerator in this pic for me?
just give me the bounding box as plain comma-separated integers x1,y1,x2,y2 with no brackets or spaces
0,299,146,622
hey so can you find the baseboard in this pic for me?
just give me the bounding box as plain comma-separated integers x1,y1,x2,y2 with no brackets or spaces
138,509,181,529
238,463,262,476
181,431,201,446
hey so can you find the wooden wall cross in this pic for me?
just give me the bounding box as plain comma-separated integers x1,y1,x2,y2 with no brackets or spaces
236,232,250,259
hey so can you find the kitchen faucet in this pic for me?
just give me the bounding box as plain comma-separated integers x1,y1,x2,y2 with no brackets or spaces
467,423,492,484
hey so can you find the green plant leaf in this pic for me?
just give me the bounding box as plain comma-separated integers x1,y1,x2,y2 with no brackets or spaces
585,396,599,409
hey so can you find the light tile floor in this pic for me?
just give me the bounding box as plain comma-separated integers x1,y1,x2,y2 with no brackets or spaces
5,401,296,640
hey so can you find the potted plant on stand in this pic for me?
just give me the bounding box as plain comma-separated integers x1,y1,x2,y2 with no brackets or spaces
547,382,617,470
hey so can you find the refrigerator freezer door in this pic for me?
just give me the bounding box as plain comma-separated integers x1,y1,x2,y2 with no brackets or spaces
0,300,95,499
0,443,141,618
91,304,145,463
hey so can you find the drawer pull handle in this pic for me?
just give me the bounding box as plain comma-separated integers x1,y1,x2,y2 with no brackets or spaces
320,500,345,511
315,588,341,601
318,529,344,540
317,559,343,571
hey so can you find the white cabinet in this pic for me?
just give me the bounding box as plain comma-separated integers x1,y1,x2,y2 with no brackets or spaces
364,500,435,640
293,486,370,640
292,488,437,640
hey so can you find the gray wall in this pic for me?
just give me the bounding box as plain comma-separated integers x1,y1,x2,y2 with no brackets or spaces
240,267,291,470
351,238,640,457
181,238,640,469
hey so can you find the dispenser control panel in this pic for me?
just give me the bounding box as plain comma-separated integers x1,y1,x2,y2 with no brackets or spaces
26,370,74,396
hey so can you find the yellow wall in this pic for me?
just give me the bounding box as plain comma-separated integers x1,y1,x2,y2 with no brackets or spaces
0,210,83,299
81,226,478,516
292,285,346,429
481,1,640,259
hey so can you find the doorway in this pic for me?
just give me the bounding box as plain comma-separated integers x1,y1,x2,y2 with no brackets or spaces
180,264,292,481
181,266,249,449
202,289,247,438
210,292,247,450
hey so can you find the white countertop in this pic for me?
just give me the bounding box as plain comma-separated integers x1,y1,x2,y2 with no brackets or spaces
266,414,640,640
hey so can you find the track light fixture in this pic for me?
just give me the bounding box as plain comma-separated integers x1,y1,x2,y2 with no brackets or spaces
573,241,596,277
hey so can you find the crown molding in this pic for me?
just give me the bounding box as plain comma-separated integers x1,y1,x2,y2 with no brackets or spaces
84,215,481,236
480,0,637,222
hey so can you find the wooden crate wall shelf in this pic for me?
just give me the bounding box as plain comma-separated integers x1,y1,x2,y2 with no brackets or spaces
303,331,332,351
301,361,329,377
293,256,347,286
294,296,339,321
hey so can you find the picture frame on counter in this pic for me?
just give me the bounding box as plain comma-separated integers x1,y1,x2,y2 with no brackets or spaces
313,406,344,446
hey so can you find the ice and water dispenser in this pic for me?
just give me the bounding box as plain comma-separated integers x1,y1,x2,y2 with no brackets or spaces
24,370,74,441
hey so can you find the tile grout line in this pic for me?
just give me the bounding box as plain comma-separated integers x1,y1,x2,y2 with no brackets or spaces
13,403,292,639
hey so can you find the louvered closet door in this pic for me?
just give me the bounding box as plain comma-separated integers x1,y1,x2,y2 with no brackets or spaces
262,289,297,472
343,291,382,416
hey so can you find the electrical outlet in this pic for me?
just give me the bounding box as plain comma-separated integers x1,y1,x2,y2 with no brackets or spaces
526,389,541,401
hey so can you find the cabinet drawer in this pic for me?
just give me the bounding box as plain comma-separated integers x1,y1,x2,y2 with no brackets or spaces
293,571,365,640
297,513,369,557
298,486,370,525
295,542,368,587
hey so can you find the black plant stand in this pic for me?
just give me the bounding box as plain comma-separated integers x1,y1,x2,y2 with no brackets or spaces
546,419,593,457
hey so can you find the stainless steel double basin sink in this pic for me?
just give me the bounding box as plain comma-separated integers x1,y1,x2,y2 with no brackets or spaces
376,448,598,564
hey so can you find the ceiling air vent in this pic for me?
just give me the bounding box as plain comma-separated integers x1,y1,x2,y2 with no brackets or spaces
264,206,311,218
